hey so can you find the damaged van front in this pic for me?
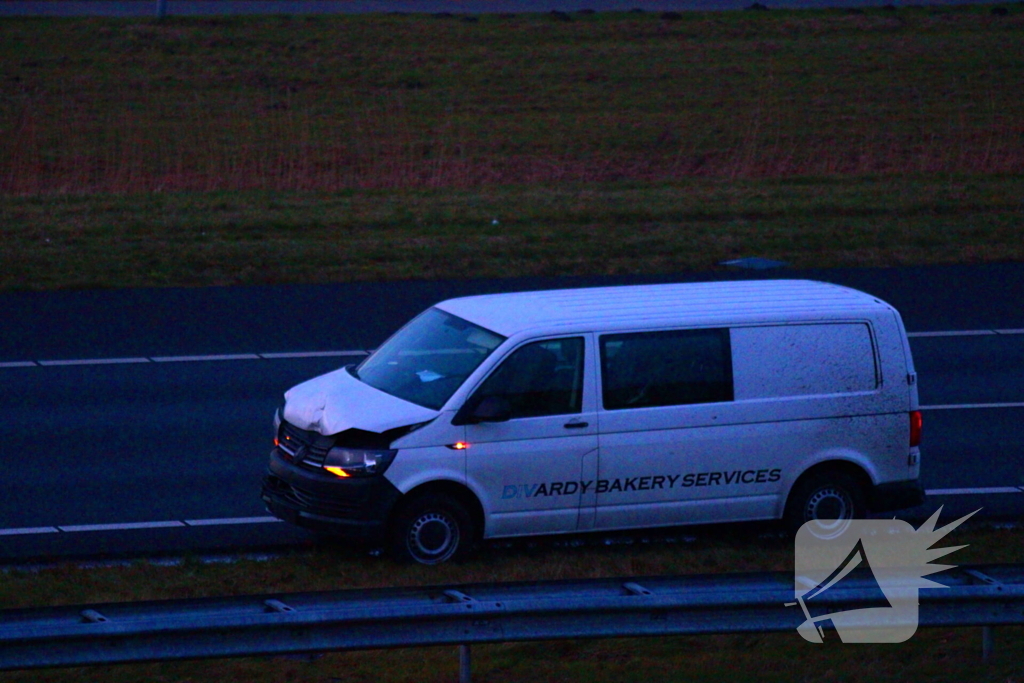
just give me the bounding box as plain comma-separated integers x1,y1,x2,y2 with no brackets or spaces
261,307,504,557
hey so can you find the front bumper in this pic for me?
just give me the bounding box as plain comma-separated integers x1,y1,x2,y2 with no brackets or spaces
870,479,926,513
261,447,402,542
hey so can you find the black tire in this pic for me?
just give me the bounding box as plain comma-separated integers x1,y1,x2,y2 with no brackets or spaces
389,494,475,565
784,470,866,539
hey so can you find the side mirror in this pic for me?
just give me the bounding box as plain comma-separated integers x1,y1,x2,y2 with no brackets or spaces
452,395,512,425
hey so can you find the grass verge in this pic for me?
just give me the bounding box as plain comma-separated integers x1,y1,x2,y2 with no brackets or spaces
4,174,1024,290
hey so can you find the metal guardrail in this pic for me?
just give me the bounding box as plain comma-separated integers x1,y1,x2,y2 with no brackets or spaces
1,564,1022,678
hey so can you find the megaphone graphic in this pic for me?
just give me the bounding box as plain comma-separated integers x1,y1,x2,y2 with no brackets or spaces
788,538,892,643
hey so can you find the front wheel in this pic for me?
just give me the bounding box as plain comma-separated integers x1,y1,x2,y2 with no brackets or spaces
784,470,866,539
389,494,475,565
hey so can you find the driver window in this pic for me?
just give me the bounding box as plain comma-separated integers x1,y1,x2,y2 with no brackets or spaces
470,337,585,419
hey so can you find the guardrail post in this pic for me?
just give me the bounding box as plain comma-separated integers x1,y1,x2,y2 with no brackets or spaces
963,569,1001,663
459,644,471,683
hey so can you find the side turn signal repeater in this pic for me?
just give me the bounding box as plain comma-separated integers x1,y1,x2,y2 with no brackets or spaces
446,442,471,450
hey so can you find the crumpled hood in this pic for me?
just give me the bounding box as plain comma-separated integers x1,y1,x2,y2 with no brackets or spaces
282,366,439,435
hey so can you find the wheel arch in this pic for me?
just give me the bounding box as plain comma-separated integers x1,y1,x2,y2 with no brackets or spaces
782,460,873,517
391,479,486,542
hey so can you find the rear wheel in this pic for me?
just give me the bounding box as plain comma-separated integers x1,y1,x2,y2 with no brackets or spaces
784,470,866,539
389,494,475,565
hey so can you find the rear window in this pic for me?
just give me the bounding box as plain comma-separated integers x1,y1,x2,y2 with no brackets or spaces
731,323,878,399
600,328,733,410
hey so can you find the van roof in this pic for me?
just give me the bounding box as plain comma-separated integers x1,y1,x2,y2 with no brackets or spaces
435,280,890,337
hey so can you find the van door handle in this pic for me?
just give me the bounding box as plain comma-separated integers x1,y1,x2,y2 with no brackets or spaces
564,421,589,429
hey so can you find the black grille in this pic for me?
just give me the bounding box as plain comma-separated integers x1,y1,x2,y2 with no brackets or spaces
264,475,362,517
277,421,333,470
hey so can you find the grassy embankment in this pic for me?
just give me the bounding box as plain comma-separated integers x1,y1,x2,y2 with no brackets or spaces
2,6,1023,681
1,6,1023,289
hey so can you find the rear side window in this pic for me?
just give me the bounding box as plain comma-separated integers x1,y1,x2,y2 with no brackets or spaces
600,329,733,410
731,323,878,399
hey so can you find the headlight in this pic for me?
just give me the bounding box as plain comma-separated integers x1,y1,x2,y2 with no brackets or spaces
323,447,397,478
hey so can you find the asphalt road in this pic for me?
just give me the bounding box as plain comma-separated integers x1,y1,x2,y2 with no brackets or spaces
1,263,1023,562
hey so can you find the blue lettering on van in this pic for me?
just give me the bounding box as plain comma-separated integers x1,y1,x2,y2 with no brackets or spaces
501,483,541,499
501,469,781,498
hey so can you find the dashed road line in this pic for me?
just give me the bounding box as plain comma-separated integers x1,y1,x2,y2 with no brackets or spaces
907,329,1024,338
0,361,37,368
0,493,1016,540
0,516,283,537
1,350,370,368
909,330,996,338
0,526,60,537
38,357,150,367
59,521,187,532
184,516,284,527
259,351,370,359
920,402,1024,410
4,328,1024,369
151,354,262,363
926,487,1024,495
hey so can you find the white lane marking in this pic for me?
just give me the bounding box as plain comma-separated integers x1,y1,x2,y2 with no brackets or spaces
3,350,370,368
151,354,262,362
38,357,150,366
0,516,285,537
908,329,1024,338
0,526,60,536
6,328,1024,368
908,330,996,337
58,521,187,532
921,402,1024,410
259,351,368,359
2,487,1021,540
926,487,1024,495
184,516,283,526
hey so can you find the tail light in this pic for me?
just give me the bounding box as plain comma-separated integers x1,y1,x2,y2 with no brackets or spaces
910,410,922,448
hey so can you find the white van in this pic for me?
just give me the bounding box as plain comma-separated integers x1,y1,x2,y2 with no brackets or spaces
262,280,924,564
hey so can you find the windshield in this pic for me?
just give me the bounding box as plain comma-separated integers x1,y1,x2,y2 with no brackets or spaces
353,308,505,410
